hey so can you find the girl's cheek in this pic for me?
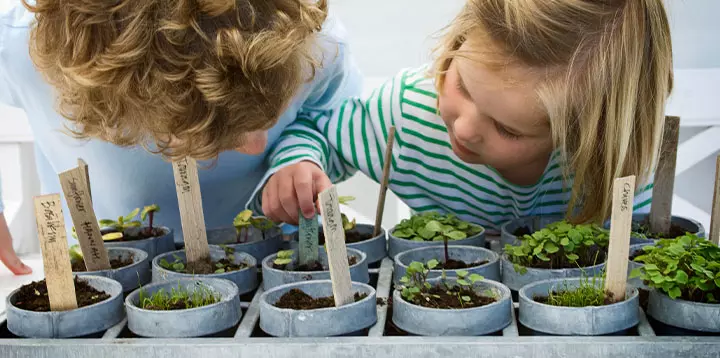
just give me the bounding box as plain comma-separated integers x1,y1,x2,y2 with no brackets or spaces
235,130,268,155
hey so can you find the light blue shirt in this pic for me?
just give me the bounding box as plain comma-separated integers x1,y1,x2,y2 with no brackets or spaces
0,5,362,243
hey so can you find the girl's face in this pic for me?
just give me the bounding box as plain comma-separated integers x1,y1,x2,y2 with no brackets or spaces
235,130,269,155
438,41,554,183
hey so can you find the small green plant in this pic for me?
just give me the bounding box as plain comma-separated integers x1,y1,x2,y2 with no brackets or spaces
273,250,294,266
630,234,720,302
99,208,142,232
392,212,482,242
159,246,239,274
504,221,608,273
398,260,484,308
69,244,84,262
233,210,277,242
543,275,609,307
138,283,221,310
141,204,160,231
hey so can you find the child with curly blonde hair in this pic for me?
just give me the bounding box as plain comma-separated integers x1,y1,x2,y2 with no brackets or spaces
0,0,360,239
259,0,672,232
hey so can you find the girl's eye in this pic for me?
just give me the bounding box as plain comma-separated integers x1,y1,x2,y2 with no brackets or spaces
455,78,470,98
494,121,520,140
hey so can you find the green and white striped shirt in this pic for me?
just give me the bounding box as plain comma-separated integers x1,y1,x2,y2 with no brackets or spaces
248,67,653,233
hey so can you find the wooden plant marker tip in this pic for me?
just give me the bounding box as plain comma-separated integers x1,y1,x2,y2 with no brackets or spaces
319,186,353,307
298,210,319,266
649,116,680,235
77,158,92,202
34,194,78,311
59,166,111,271
710,155,720,245
604,175,636,301
373,126,396,237
172,157,210,267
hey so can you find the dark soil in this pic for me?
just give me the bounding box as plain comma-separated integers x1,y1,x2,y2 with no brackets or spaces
376,297,388,306
634,222,688,240
435,259,489,270
629,252,643,261
102,227,166,242
680,287,720,303
167,258,246,274
273,288,368,310
318,229,374,244
406,286,496,309
272,256,358,271
71,254,134,272
526,249,606,270
513,226,532,237
13,277,110,312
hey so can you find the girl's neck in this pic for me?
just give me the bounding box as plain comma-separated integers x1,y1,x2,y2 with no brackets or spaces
493,154,552,187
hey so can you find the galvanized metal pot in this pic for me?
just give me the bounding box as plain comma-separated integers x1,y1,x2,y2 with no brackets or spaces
261,247,368,290
393,245,500,285
125,277,241,338
392,277,512,336
519,278,639,335
259,280,377,337
152,247,258,295
104,226,175,260
290,224,387,264
73,247,151,293
6,275,125,338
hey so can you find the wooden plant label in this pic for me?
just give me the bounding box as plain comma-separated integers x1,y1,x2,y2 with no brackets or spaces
59,166,111,271
604,175,636,301
34,194,78,311
373,126,396,237
172,157,211,267
650,116,680,235
298,210,319,265
319,186,353,306
710,155,720,245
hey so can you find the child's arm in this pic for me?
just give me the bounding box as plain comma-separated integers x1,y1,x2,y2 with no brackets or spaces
248,69,416,223
632,181,654,215
0,173,32,275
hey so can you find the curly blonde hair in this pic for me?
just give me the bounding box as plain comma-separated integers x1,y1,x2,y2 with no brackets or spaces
434,0,673,224
24,0,328,160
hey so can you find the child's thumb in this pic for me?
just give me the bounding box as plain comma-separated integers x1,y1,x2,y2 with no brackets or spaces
312,172,333,212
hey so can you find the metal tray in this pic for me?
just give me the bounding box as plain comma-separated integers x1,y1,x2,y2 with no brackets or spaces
1,258,719,358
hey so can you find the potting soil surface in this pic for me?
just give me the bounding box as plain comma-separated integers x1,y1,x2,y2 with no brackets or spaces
406,286,496,309
318,230,374,244
273,288,368,309
272,256,358,271
12,277,110,312
634,223,688,240
435,259,489,270
72,254,134,272
513,227,532,237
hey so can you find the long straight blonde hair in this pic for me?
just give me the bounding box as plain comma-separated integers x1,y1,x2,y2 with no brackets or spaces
434,0,673,224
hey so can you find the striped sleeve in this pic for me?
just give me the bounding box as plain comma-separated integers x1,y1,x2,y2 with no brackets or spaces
246,70,408,214
632,179,654,214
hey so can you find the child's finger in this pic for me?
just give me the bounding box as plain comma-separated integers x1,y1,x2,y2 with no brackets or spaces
294,169,316,219
264,178,292,224
313,171,333,213
278,174,301,224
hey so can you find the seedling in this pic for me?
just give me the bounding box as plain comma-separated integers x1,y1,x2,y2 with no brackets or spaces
398,260,485,308
504,221,608,273
630,234,720,302
138,283,221,311
542,275,610,307
233,209,277,243
99,208,141,233
69,244,84,263
140,204,160,234
273,250,294,266
338,196,357,231
393,212,482,242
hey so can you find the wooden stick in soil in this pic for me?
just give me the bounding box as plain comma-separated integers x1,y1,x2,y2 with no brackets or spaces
33,194,78,311
373,126,396,237
59,166,111,271
319,185,354,306
604,175,636,301
710,155,720,245
172,157,211,273
649,116,680,235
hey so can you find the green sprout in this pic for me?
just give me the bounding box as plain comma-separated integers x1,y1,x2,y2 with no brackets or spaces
273,250,294,266
398,260,484,308
138,283,221,310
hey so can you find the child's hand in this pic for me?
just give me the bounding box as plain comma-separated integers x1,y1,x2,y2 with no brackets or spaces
262,161,332,225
